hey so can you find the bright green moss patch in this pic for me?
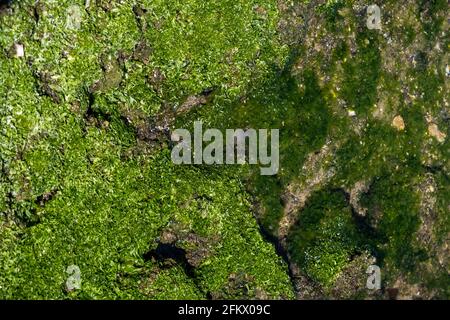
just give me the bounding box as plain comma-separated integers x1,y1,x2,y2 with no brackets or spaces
139,0,287,104
0,0,293,299
0,149,293,299
212,66,331,234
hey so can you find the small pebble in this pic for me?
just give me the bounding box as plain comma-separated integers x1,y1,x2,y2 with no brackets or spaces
14,43,24,58
392,115,405,131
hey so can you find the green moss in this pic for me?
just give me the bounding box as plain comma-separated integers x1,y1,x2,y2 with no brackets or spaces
418,0,447,40
139,0,287,104
0,149,293,299
340,31,381,117
316,0,346,30
360,170,424,274
434,172,450,243
287,190,362,289
208,66,331,233
0,0,293,299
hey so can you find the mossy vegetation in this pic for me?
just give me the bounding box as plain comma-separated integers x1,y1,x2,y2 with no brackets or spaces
287,189,363,289
0,0,293,299
1,0,448,299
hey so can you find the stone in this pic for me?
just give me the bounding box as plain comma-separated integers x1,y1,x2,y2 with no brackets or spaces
428,123,446,143
392,115,405,131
